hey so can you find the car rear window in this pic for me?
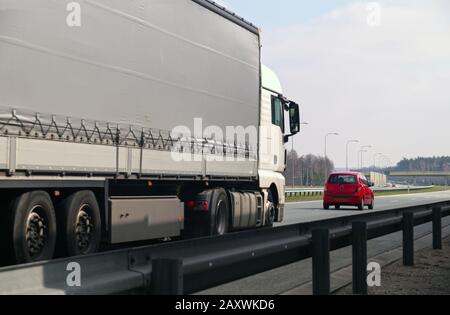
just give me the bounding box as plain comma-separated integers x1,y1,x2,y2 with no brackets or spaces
328,174,357,185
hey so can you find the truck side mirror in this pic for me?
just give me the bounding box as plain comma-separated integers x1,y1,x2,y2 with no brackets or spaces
289,102,300,135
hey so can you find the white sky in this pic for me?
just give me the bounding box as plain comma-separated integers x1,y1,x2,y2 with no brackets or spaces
224,1,450,168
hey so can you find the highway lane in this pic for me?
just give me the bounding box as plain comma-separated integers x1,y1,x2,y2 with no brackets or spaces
279,190,450,226
198,191,450,295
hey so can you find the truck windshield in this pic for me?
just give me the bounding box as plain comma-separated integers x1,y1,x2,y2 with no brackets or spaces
328,174,357,185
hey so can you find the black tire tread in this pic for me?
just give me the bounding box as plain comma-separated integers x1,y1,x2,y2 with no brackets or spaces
57,190,101,257
9,191,57,264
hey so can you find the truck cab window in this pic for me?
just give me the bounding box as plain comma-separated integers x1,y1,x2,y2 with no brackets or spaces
271,96,285,133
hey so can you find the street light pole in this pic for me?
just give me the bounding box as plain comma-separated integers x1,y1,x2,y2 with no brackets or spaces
291,139,295,188
324,132,339,182
358,150,366,170
373,153,383,170
380,155,391,170
291,122,309,188
346,140,359,171
359,145,372,170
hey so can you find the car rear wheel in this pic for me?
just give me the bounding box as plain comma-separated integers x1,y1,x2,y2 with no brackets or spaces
358,198,365,211
323,203,330,210
335,205,341,210
368,199,374,210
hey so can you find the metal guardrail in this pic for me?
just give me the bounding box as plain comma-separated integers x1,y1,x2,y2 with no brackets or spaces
0,201,449,295
285,186,435,198
285,188,324,198
390,172,450,177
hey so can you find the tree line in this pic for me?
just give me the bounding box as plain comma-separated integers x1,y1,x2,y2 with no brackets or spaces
284,150,335,187
394,156,450,172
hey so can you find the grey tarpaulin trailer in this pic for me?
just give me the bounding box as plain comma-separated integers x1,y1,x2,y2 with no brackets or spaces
0,0,260,178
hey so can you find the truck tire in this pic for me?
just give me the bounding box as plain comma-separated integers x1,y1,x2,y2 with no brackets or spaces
266,190,276,227
57,191,101,257
10,191,57,264
211,189,230,236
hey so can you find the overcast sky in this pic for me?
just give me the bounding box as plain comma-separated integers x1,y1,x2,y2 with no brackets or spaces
218,0,450,168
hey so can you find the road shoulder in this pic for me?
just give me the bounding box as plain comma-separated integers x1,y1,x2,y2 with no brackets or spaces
335,236,450,295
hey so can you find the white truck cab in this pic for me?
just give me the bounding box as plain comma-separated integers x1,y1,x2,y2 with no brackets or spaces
259,65,301,223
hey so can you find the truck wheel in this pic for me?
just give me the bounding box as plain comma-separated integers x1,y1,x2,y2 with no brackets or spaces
211,189,230,236
266,190,276,227
10,191,57,264
58,191,101,257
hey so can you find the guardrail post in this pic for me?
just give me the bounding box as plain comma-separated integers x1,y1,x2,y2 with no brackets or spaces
432,206,442,250
312,228,330,295
402,212,414,266
352,221,368,295
151,258,183,295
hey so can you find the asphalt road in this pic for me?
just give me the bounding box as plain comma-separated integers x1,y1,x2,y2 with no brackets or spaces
279,190,450,226
198,190,450,295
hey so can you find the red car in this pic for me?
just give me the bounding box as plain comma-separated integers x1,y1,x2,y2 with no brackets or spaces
323,172,375,210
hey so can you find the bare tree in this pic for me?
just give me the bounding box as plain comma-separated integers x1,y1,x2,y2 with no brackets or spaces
285,150,335,187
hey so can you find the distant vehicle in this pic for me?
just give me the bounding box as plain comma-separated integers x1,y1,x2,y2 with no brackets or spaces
323,172,375,210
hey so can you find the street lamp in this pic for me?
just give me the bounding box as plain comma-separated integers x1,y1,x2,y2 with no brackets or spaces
380,155,391,169
346,140,359,171
291,122,309,188
324,132,339,182
358,150,367,170
373,153,383,169
359,145,372,170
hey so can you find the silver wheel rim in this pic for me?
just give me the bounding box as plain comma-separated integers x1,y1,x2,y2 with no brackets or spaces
75,204,94,253
26,206,48,259
266,198,275,225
